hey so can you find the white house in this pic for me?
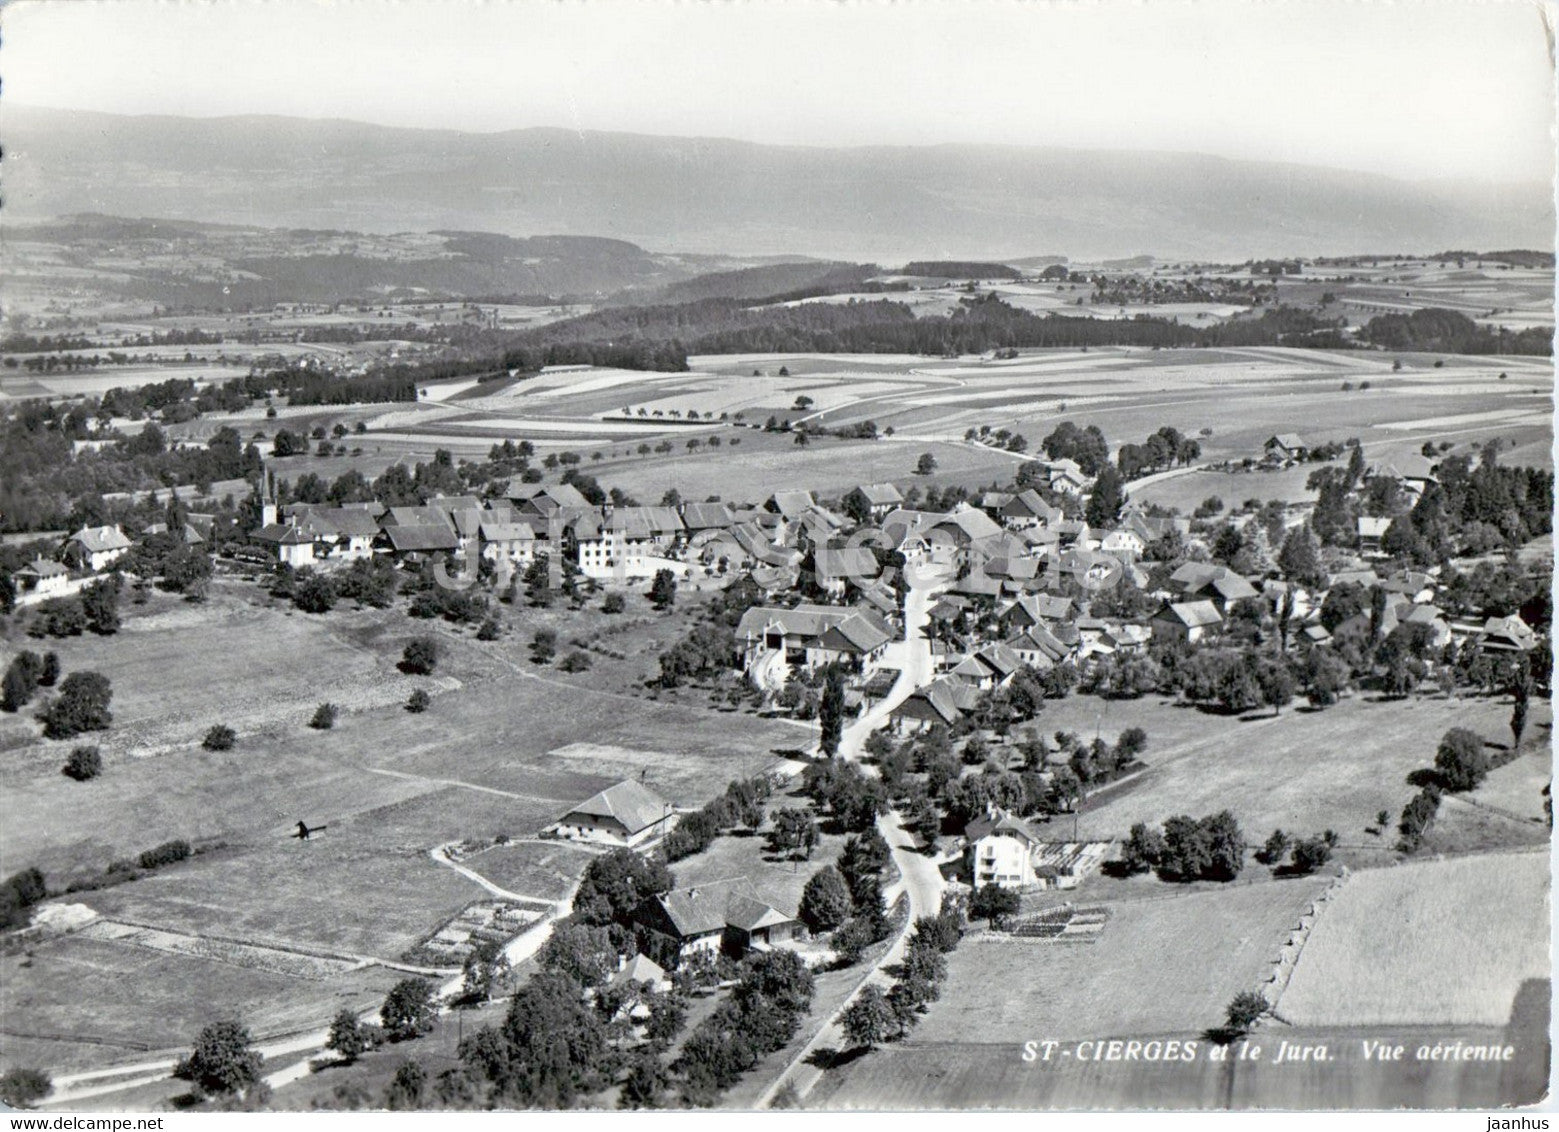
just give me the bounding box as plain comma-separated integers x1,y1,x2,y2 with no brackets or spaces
14,558,73,605
62,526,133,572
965,808,1043,889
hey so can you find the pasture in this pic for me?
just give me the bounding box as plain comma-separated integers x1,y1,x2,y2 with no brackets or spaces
1029,693,1551,855
920,879,1328,1046
1277,851,1549,1028
0,578,802,1076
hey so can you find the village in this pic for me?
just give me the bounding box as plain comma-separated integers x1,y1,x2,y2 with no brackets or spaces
3,368,1551,1109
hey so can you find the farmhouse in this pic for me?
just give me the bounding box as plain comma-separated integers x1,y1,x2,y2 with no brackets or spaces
1477,615,1537,653
379,522,459,559
765,490,816,521
1264,434,1308,462
843,482,904,521
479,520,538,565
290,505,381,562
996,488,1063,530
634,878,800,967
1365,453,1437,495
810,545,881,598
62,525,133,572
734,604,893,683
891,677,978,732
1151,599,1224,644
1358,515,1392,553
1169,562,1260,612
569,506,685,580
680,501,736,534
1006,623,1075,669
549,779,676,847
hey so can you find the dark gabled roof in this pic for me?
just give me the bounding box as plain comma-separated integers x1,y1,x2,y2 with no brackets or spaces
427,494,484,515
815,611,894,655
292,506,382,539
1000,489,1061,522
934,506,1004,543
564,779,672,835
384,505,455,531
18,557,68,578
1008,624,1072,662
254,522,312,546
681,502,735,531
766,490,815,519
855,581,898,616
382,523,459,552
976,642,1023,678
479,521,537,543
965,807,1041,845
649,878,792,938
895,679,966,725
813,545,879,582
735,603,851,642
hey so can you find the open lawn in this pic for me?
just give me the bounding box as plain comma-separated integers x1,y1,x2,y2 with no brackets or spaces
921,879,1327,1046
1028,693,1551,857
0,934,400,1074
1277,851,1549,1027
669,785,851,916
460,840,597,903
1,578,804,1082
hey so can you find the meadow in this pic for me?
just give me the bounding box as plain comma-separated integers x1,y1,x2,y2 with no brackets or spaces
1275,851,1550,1027
1028,693,1550,857
0,577,802,1076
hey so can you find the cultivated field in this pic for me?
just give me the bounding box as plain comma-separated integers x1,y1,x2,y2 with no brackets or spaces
1276,851,1550,1027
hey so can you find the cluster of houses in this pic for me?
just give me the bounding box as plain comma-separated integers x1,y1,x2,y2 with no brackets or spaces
544,779,802,969
11,524,139,608
248,476,883,586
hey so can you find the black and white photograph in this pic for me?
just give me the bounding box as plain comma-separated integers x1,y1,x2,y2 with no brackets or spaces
0,0,1552,1116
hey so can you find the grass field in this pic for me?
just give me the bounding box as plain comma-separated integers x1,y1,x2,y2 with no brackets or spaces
812,1008,1548,1111
1025,693,1550,858
0,935,401,1073
919,879,1328,1046
1276,851,1550,1027
459,840,599,903
0,578,804,1078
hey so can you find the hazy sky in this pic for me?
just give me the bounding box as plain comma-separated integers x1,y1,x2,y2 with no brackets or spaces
5,0,1554,183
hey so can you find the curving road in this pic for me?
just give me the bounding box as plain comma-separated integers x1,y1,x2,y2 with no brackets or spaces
752,567,952,1108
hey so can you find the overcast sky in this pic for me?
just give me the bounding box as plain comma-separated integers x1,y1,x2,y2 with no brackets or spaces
5,0,1554,183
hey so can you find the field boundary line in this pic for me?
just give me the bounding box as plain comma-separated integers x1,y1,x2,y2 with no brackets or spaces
1265,869,1350,1022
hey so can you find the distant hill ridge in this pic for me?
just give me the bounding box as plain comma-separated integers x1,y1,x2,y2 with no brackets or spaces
4,106,1551,260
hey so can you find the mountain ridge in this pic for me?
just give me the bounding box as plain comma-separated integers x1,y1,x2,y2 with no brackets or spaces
3,105,1551,261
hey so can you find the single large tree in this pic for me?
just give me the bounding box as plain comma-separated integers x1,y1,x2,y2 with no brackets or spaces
1085,465,1125,527
818,669,847,757
1435,727,1490,792
173,1019,263,1097
381,977,438,1041
799,866,853,933
841,984,896,1050
327,1010,368,1063
39,671,113,740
